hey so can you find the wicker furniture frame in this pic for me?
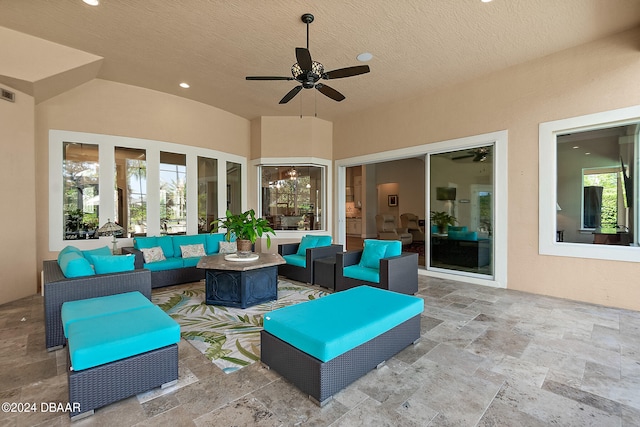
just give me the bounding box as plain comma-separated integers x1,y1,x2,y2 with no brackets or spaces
122,247,205,288
68,343,178,420
43,260,152,351
260,314,420,406
277,243,343,284
335,251,418,295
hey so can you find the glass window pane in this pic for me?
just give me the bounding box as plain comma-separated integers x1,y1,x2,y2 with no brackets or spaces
226,161,241,213
261,165,324,231
160,152,187,235
63,142,99,240
115,147,146,237
429,146,494,276
198,157,218,233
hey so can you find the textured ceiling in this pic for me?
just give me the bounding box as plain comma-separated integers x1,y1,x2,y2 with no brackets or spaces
1,0,639,121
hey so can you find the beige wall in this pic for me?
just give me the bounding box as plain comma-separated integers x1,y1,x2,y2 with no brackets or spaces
0,86,37,304
251,116,333,160
333,27,640,310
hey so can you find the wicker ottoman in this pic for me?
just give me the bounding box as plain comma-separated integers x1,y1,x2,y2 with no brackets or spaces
260,286,423,405
62,292,180,420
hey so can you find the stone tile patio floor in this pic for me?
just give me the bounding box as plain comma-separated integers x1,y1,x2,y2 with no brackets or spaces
1,275,640,426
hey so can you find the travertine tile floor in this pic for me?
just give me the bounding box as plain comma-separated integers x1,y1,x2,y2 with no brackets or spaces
2,275,640,426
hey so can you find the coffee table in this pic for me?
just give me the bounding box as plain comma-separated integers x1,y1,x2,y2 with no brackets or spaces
197,253,285,308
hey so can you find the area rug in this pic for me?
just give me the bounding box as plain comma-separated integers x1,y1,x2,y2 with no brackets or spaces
152,280,328,374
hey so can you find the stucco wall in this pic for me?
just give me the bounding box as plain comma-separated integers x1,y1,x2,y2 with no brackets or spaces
333,27,640,310
0,86,37,304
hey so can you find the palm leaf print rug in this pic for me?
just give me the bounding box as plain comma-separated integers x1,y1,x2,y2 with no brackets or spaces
152,280,328,373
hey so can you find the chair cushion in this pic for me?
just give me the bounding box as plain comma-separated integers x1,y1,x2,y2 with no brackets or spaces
315,235,332,247
81,246,112,265
283,254,306,268
67,305,180,371
264,286,424,362
344,265,380,283
448,231,478,241
92,254,135,275
143,257,184,272
58,251,95,278
296,235,319,255
359,239,401,269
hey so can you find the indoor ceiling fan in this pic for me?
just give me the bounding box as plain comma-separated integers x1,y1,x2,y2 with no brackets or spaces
246,13,370,104
452,147,491,162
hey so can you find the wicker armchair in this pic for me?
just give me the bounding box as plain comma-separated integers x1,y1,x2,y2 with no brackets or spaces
278,242,343,283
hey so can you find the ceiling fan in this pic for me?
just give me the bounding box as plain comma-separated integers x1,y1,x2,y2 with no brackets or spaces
246,13,370,104
452,147,491,162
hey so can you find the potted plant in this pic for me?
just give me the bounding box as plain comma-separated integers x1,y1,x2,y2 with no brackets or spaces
211,209,276,257
430,211,457,234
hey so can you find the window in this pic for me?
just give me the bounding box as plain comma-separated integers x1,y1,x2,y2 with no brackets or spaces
160,152,187,235
227,161,241,214
63,142,100,240
197,157,218,233
539,106,640,261
260,165,325,231
115,147,146,237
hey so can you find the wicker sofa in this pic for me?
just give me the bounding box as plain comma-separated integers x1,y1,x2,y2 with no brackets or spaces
43,260,152,351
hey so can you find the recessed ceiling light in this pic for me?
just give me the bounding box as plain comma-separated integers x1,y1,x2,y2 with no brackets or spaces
356,52,373,62
179,82,190,89
481,0,493,3
83,0,100,6
573,146,580,149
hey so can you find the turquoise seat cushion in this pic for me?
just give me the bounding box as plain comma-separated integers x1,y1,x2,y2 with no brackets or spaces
182,256,201,268
66,305,180,371
92,254,135,274
264,286,423,362
283,254,306,268
61,291,151,337
448,226,468,233
296,235,320,255
58,251,95,278
172,234,207,258
343,265,380,283
359,239,401,269
448,231,478,241
205,233,226,255
143,257,184,272
57,245,82,264
81,246,112,265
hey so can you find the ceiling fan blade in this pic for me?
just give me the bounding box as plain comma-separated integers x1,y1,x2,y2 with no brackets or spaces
316,84,345,102
246,76,294,81
324,65,370,80
295,47,313,71
279,85,303,104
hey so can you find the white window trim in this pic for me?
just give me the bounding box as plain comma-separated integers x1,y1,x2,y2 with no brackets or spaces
252,157,332,237
335,130,508,289
49,129,246,252
539,105,640,262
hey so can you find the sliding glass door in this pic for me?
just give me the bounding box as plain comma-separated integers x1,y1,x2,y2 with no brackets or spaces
429,145,494,277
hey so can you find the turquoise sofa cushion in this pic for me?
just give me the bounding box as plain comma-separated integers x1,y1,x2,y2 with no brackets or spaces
182,256,201,268
81,246,112,265
264,286,423,362
283,254,307,268
92,254,135,274
134,236,158,250
156,236,175,258
66,305,180,371
205,233,225,255
344,265,380,283
448,231,478,241
448,226,468,232
58,251,95,278
296,235,319,255
172,234,207,258
61,291,151,337
58,245,82,264
143,257,184,272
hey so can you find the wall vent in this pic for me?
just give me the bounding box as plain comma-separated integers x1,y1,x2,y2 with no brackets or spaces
1,88,15,103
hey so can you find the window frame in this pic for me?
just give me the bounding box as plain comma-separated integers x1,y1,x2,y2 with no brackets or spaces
539,105,640,262
49,130,246,251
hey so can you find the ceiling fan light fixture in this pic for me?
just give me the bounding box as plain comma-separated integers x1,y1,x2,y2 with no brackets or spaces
291,61,324,79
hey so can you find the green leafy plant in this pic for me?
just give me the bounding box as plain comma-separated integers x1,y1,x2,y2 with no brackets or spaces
211,209,276,248
430,211,457,233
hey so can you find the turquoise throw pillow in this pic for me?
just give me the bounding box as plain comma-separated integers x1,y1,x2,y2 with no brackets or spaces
296,235,319,256
59,252,95,278
359,240,388,270
92,254,135,274
82,246,112,265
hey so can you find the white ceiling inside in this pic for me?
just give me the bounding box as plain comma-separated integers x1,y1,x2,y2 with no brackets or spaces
1,0,639,121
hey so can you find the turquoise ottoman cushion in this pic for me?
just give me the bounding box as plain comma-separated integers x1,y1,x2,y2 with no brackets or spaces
67,305,180,371
61,291,151,337
264,286,423,362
